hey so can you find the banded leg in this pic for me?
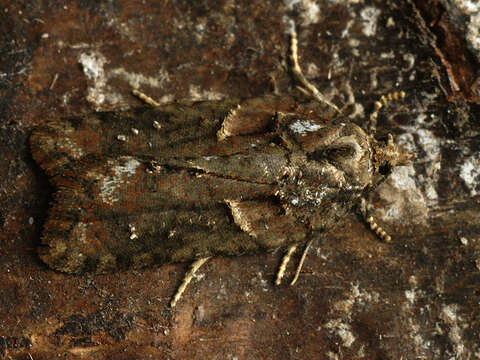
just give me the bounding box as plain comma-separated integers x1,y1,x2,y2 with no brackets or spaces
132,89,162,107
170,257,210,308
275,245,297,285
276,239,314,286
366,216,391,242
368,91,406,131
290,239,313,286
359,199,393,243
289,26,340,113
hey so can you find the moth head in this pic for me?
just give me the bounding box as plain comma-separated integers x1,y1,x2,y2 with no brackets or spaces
372,133,416,176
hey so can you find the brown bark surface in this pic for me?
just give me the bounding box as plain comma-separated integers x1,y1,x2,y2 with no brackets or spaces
1,0,479,359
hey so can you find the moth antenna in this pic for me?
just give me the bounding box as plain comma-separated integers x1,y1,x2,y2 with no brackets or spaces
289,25,340,113
170,257,210,308
275,245,297,285
290,239,313,286
366,216,392,242
132,89,162,107
369,91,406,131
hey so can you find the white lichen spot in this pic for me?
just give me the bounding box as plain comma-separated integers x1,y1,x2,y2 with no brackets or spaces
416,129,441,170
326,352,339,360
380,165,429,222
80,51,169,108
289,120,323,135
394,124,441,211
360,6,381,37
79,52,106,81
284,0,320,26
100,157,141,205
78,51,108,107
306,62,320,78
390,166,418,191
441,303,458,323
451,0,480,53
188,84,224,101
453,0,480,13
333,298,354,313
348,38,360,47
251,271,269,292
326,283,380,350
460,153,480,196
467,11,480,52
194,20,207,43
405,289,416,304
380,51,395,59
424,182,438,201
194,272,205,281
324,319,356,348
440,303,466,358
413,128,442,203
109,66,170,89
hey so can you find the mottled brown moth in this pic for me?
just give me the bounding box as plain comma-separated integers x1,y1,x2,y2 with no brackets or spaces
30,30,414,307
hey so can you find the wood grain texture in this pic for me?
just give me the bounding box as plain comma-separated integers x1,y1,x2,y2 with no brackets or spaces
2,0,480,358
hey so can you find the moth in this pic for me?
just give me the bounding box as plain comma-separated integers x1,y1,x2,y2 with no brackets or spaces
30,30,414,307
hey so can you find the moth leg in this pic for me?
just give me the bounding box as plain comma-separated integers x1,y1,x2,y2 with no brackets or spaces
368,91,406,131
290,239,314,286
132,89,162,107
170,257,210,308
289,25,340,113
366,216,391,242
359,199,392,242
275,245,297,285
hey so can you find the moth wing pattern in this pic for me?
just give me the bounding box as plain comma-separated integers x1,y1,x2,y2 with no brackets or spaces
31,96,340,274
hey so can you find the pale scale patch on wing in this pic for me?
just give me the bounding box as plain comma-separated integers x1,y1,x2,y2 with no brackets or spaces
99,156,141,205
